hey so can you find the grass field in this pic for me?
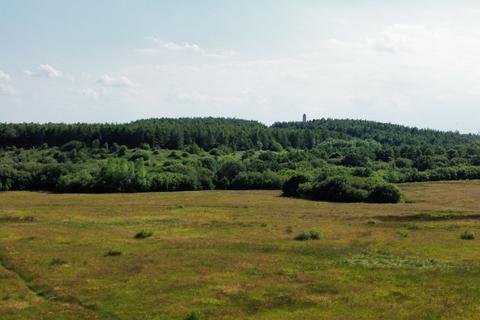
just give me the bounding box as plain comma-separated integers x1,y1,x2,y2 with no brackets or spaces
2,181,480,319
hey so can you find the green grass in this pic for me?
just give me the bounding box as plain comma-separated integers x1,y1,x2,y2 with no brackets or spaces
1,181,480,319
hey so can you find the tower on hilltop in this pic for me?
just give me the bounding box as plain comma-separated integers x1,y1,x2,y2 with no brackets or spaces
302,113,307,123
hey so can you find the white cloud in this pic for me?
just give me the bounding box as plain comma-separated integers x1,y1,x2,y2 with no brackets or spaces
0,70,11,82
0,69,14,95
7,23,480,132
154,39,205,53
136,38,237,59
81,88,100,99
119,23,480,132
24,64,64,78
97,74,134,87
0,83,15,95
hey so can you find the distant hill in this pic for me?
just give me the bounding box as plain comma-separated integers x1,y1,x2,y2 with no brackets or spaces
0,117,478,150
272,118,480,145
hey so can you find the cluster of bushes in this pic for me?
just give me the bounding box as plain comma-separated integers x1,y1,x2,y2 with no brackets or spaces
283,172,402,203
461,231,475,240
383,165,480,184
135,230,153,239
230,171,283,190
294,230,321,241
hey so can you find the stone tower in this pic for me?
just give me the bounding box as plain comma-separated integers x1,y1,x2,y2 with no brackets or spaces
302,113,307,123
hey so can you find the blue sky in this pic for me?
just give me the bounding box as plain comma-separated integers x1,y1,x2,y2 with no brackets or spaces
1,1,480,132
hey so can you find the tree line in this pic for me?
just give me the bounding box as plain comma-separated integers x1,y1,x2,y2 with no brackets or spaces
1,117,480,203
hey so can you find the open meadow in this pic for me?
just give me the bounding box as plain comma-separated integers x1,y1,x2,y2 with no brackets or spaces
2,181,480,319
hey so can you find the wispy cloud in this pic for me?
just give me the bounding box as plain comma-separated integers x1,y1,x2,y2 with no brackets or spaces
81,88,100,99
24,64,65,78
153,39,205,53
0,69,11,82
97,74,134,87
0,69,15,95
0,83,15,95
24,64,75,82
135,38,237,59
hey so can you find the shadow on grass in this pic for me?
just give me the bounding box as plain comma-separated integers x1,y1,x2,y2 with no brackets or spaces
374,211,480,222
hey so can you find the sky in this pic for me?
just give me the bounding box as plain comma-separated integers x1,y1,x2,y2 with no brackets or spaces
1,0,480,132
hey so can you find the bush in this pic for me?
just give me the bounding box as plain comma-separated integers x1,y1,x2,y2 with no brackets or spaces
215,160,246,188
396,229,409,238
185,144,203,155
290,172,403,204
184,311,206,320
209,148,223,156
368,184,402,203
309,230,321,240
56,170,94,193
91,159,149,192
129,150,150,161
367,218,379,225
282,173,311,197
341,152,369,167
352,167,373,177
106,250,122,256
117,145,128,156
461,231,475,240
49,258,66,266
310,176,369,202
294,230,320,241
135,230,153,239
294,231,312,241
230,171,283,190
149,172,198,192
60,140,84,152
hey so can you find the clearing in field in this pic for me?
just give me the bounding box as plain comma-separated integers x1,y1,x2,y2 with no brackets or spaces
1,181,480,319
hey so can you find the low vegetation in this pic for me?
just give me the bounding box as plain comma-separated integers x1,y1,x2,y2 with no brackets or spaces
105,250,122,257
1,182,480,319
461,231,476,240
135,230,153,239
294,230,321,241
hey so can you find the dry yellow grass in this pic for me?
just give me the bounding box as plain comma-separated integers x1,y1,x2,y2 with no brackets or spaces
1,181,480,319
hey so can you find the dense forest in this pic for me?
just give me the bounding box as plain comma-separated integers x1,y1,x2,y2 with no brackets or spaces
1,117,480,203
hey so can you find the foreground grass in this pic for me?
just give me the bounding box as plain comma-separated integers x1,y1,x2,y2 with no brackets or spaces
1,181,480,319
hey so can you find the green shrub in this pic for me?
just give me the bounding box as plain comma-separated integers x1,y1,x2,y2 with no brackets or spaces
309,230,321,240
184,311,205,320
368,184,402,203
310,175,369,202
296,182,313,197
367,218,379,225
230,171,283,190
396,229,409,238
129,150,150,161
294,230,321,241
282,173,311,196
49,258,66,266
294,231,312,241
106,250,122,256
149,172,198,192
209,148,223,156
135,230,153,239
461,231,475,240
